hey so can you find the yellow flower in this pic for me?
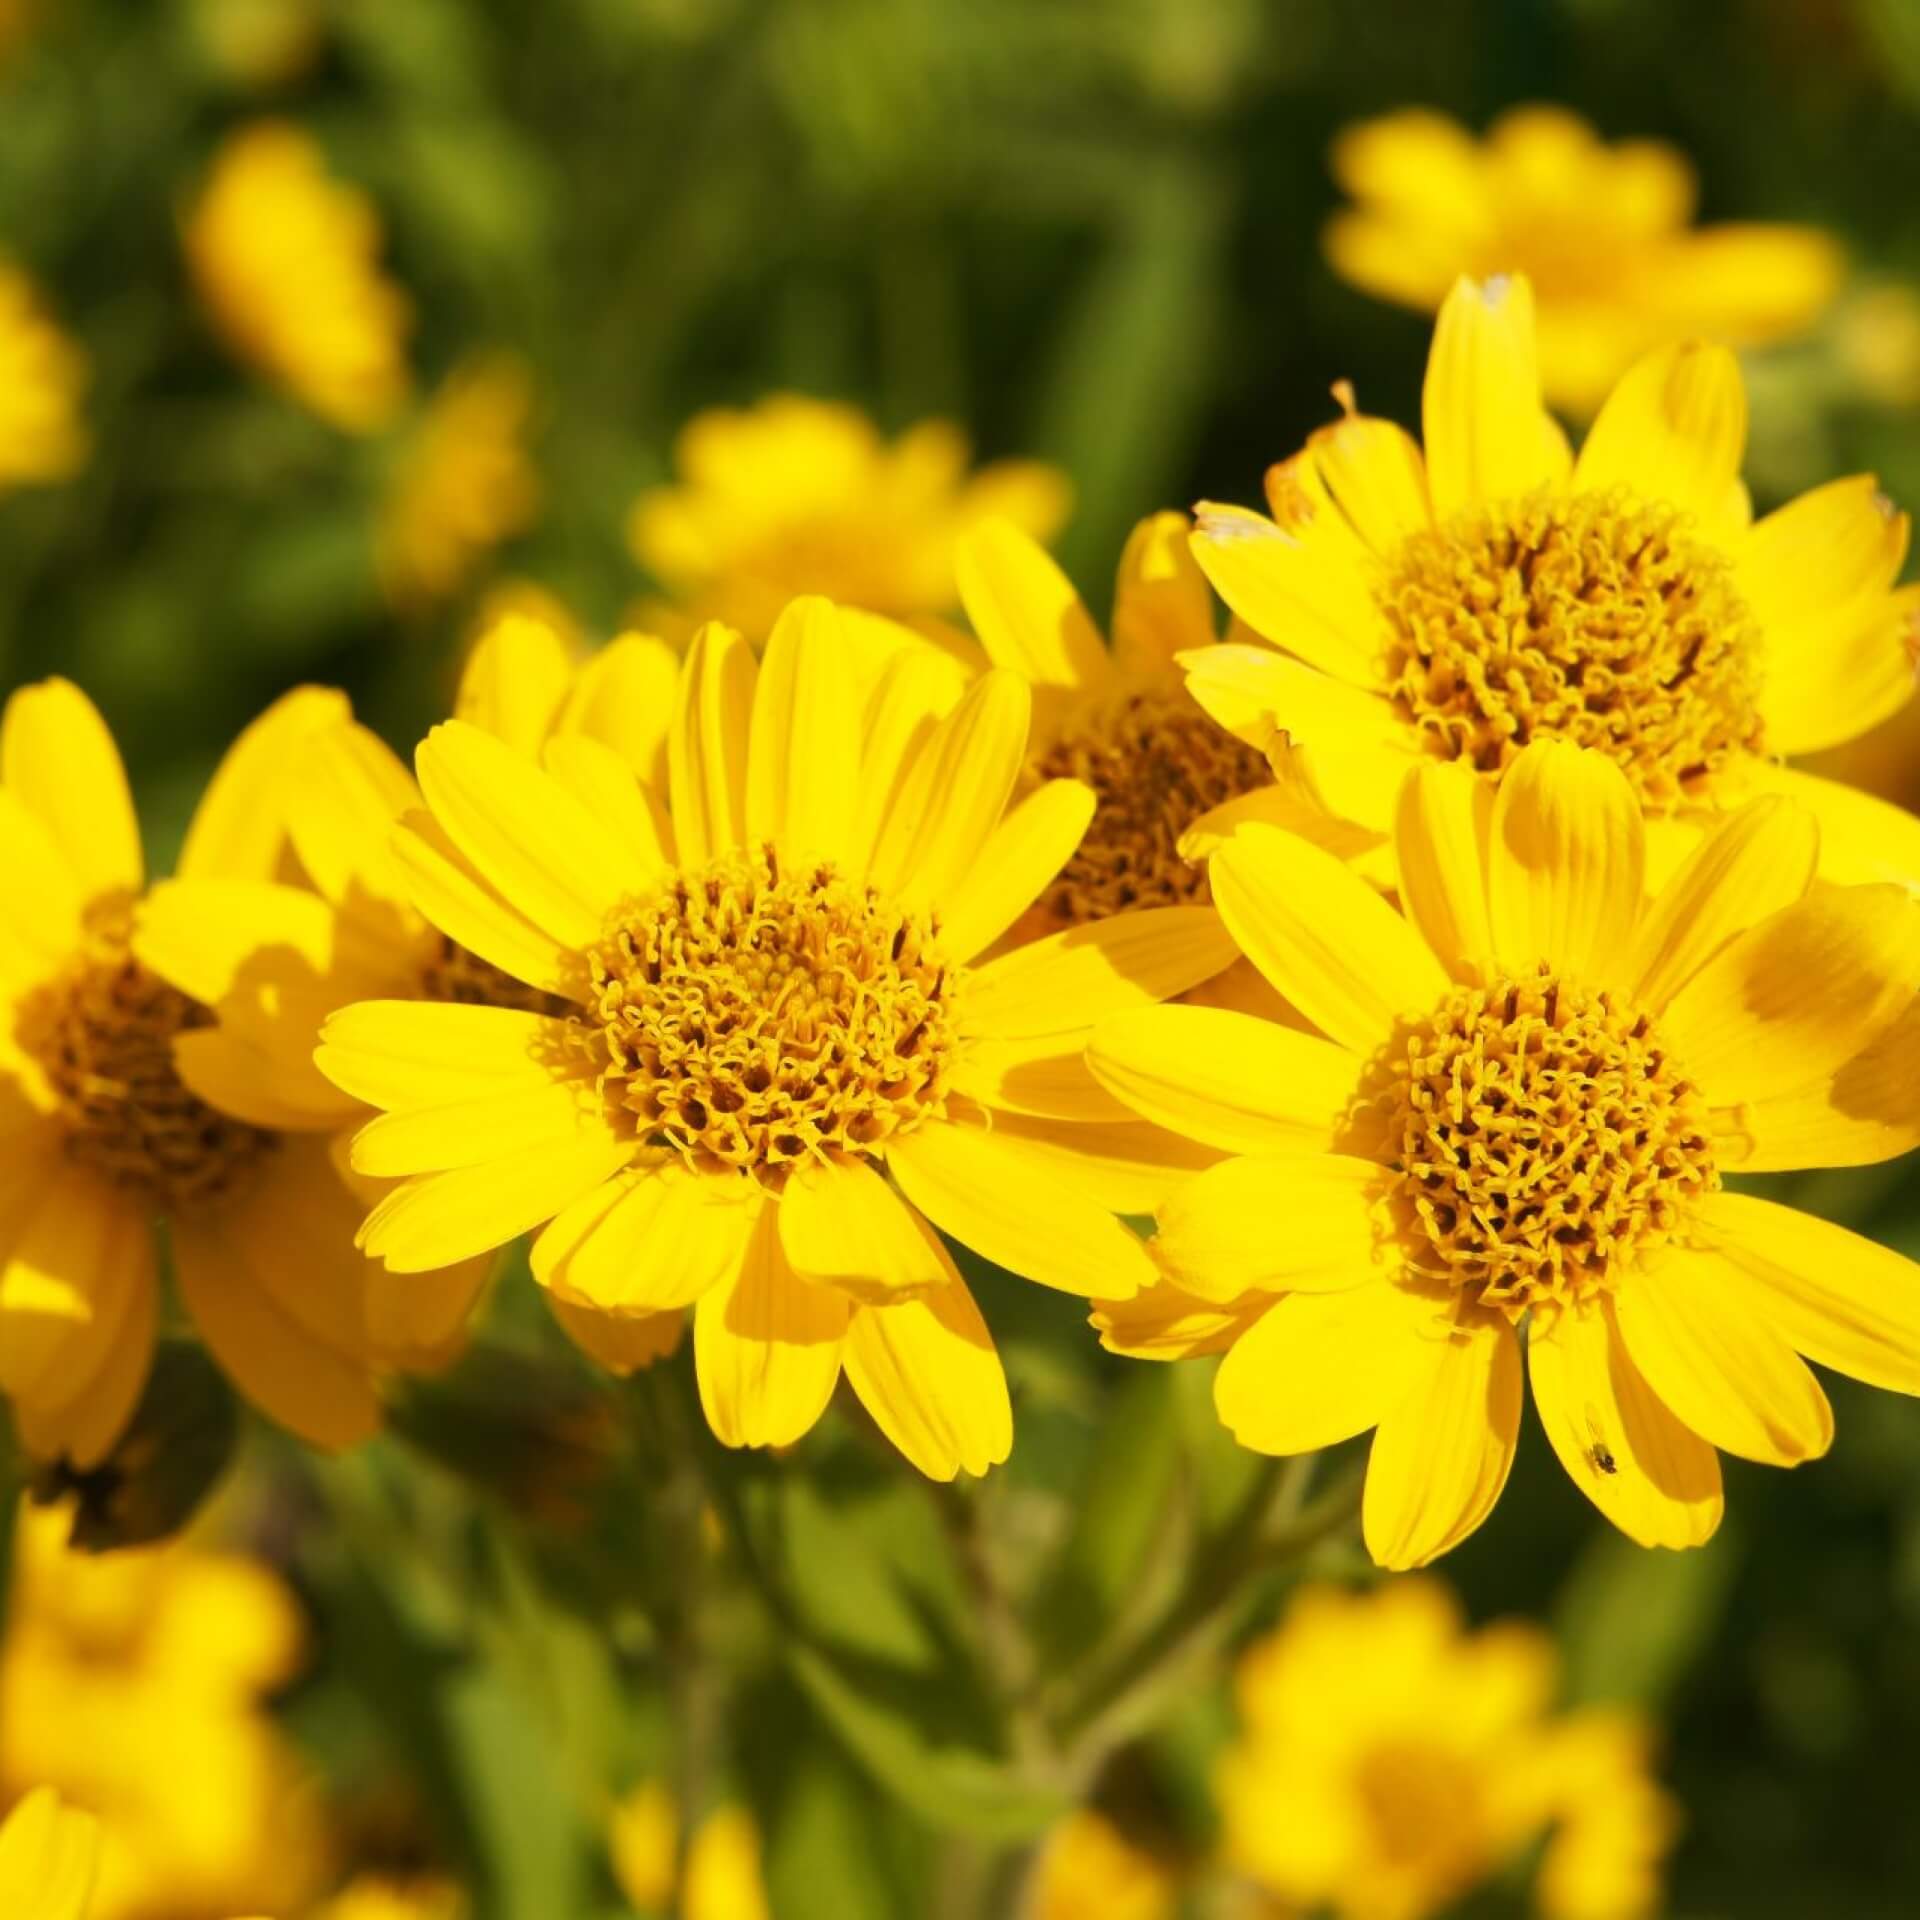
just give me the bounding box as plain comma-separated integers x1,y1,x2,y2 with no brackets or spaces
0,1504,329,1920
1189,274,1920,890
309,1876,467,1920
1324,105,1843,413
1029,1810,1176,1920
1532,1711,1679,1920
609,1781,679,1911
628,393,1070,642
1218,1579,1675,1920
0,1789,99,1920
1090,739,1920,1565
377,355,540,611
314,599,1234,1476
184,120,411,433
0,679,441,1457
609,1786,771,1920
0,261,87,489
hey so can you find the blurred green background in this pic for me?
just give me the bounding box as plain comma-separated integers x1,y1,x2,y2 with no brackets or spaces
5,1,1920,1915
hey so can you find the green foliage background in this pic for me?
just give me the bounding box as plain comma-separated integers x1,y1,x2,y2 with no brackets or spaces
5,1,1920,1915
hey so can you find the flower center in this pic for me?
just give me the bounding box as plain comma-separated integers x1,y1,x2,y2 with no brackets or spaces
418,934,570,1017
581,848,958,1181
1381,972,1716,1321
1030,687,1273,923
16,912,277,1214
1378,489,1764,809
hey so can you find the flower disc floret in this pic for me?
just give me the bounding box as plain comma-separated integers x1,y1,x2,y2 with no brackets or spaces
19,911,277,1213
1379,488,1765,807
1032,687,1273,922
1383,971,1717,1319
582,848,959,1180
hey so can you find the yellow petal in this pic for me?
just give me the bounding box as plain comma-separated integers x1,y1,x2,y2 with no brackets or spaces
887,1118,1156,1298
1701,1190,1920,1397
286,719,422,918
669,620,757,867
1613,1247,1832,1466
13,1248,157,1470
1393,760,1495,980
0,1789,100,1920
1092,1276,1267,1359
1628,795,1818,1012
533,1163,756,1312
174,1022,362,1132
779,1155,955,1303
1761,582,1920,757
1749,763,1920,889
456,611,573,757
318,1000,565,1111
1741,474,1910,634
1662,883,1920,1105
556,630,679,790
695,1207,848,1449
177,684,350,883
1309,410,1432,555
947,1034,1133,1123
2,677,142,900
358,1133,634,1273
529,745,666,897
1422,274,1554,519
1152,1152,1385,1304
1486,740,1644,987
939,779,1095,964
846,644,967,876
747,597,861,861
975,1110,1218,1217
352,1079,609,1177
1215,1280,1431,1453
1527,1301,1722,1549
1363,1317,1522,1569
1111,511,1215,677
961,904,1239,1040
172,1215,381,1450
549,1294,684,1375
392,808,577,999
0,789,83,983
954,516,1109,691
416,720,645,948
872,669,1030,910
1175,637,1388,759
1086,1003,1361,1155
1210,823,1446,1052
845,1275,1011,1480
1574,340,1748,528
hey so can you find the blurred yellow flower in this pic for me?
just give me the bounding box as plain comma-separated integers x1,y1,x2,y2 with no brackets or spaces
608,1786,771,1920
184,120,411,432
1029,1809,1176,1920
0,679,448,1458
682,1807,771,1920
378,355,540,611
627,393,1070,642
610,1780,680,1911
1325,105,1843,413
0,1788,99,1920
0,261,88,489
309,1875,467,1920
1219,1580,1676,1920
315,600,1233,1477
1189,273,1920,892
0,1504,329,1920
1092,741,1920,1565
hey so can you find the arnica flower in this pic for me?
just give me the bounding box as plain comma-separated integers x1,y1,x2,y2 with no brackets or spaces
1189,274,1920,890
376,354,540,611
316,599,1235,1477
1090,741,1920,1565
1324,105,1843,412
1028,1810,1176,1920
1218,1579,1676,1920
184,120,411,433
0,261,88,489
0,1789,98,1920
0,679,439,1457
139,613,689,1381
0,1503,329,1920
627,392,1071,643
955,513,1274,934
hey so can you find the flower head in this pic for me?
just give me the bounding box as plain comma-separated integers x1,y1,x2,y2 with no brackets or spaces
627,393,1070,642
377,355,540,610
1219,1579,1676,1920
184,120,411,432
0,261,87,489
1091,740,1920,1564
1325,105,1842,412
0,679,449,1458
1189,274,1920,888
316,598,1235,1476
